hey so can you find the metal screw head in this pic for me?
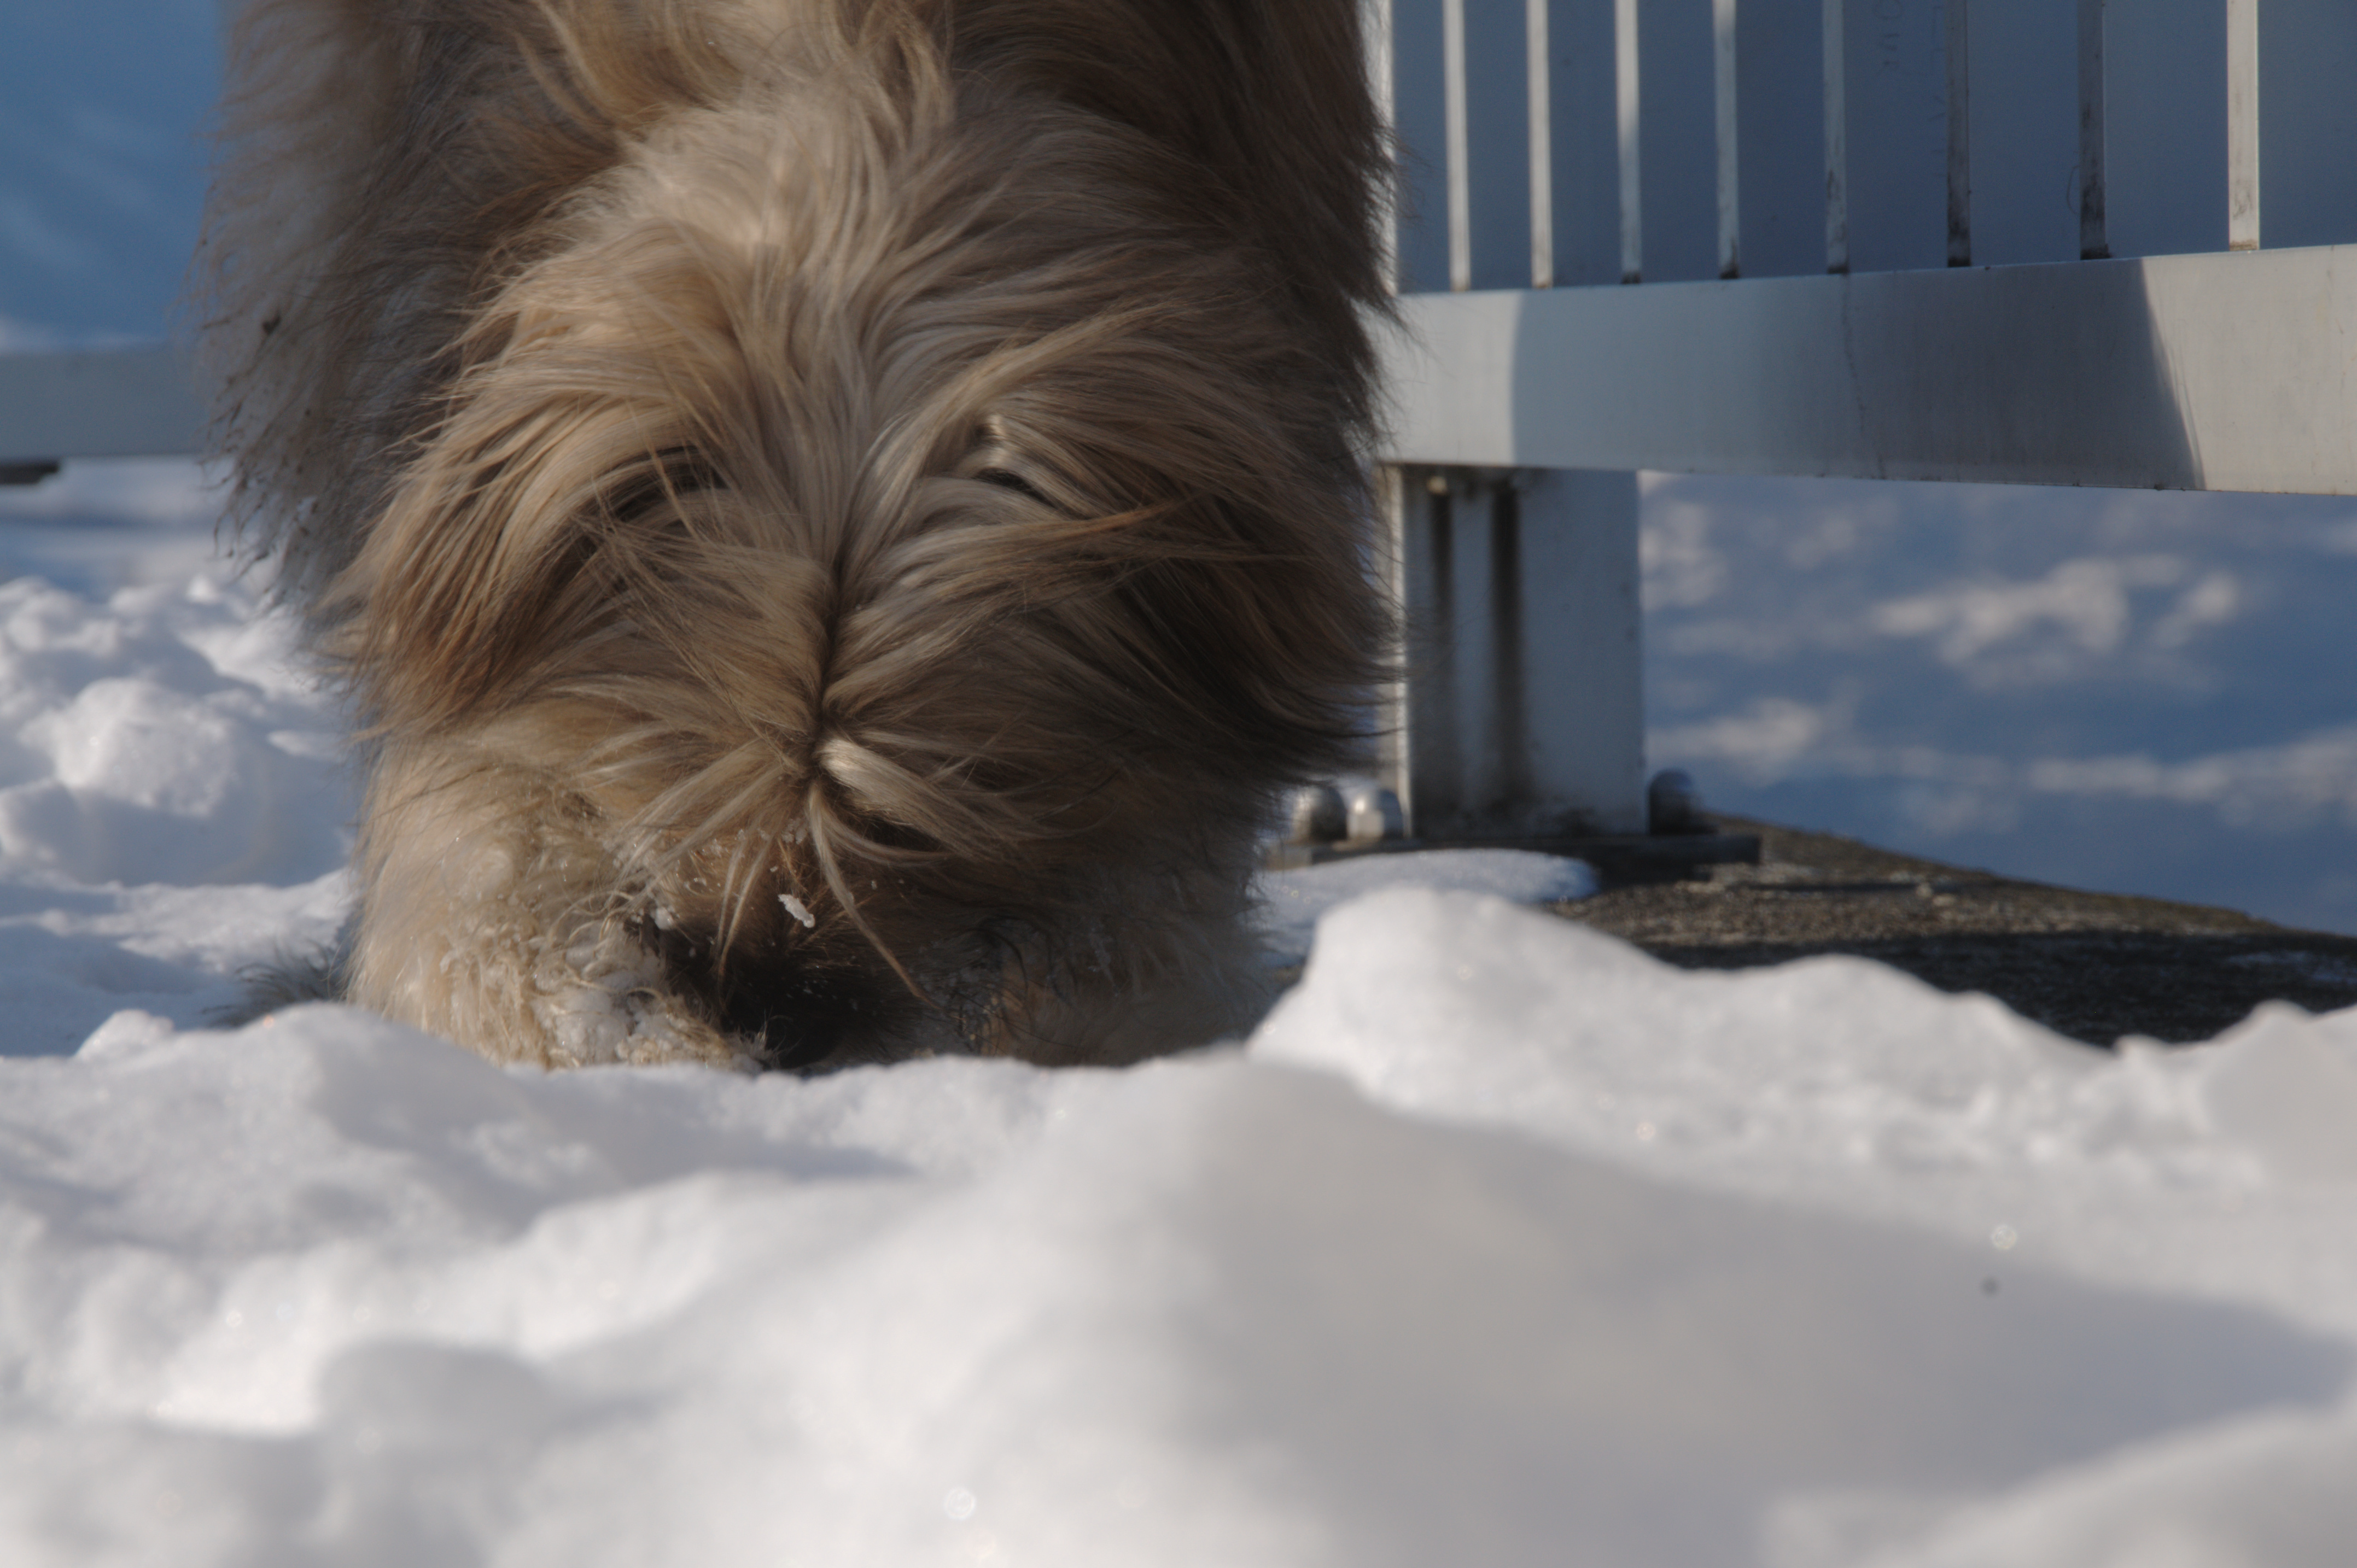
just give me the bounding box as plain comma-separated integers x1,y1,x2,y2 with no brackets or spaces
1343,783,1404,844
1647,769,1704,835
1285,785,1348,845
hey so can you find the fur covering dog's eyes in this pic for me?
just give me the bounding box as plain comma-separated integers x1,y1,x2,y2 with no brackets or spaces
975,469,1051,505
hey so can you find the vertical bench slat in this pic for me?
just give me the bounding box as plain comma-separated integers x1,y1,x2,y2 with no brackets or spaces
2228,0,2261,251
1528,0,1554,288
2078,0,2108,260
1716,0,1741,280
1443,0,1472,290
1946,0,1970,267
1617,0,1643,284
1373,465,1414,833
1823,0,1848,274
1364,0,1398,294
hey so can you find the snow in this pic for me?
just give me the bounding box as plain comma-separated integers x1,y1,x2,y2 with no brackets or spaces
0,467,2353,1566
0,461,351,1058
1252,847,1596,964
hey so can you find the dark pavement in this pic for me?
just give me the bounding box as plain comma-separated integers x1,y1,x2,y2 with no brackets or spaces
1552,816,2357,1048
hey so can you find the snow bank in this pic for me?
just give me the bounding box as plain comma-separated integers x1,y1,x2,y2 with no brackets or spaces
8,906,2357,1567
4,470,2357,1566
1252,847,1596,963
0,546,351,1056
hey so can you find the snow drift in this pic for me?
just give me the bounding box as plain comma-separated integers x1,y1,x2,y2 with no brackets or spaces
1,475,2355,1565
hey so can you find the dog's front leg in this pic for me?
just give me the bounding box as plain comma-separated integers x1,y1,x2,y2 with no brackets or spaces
345,741,743,1070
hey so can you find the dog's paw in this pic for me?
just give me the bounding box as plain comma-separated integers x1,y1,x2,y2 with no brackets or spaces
527,925,745,1071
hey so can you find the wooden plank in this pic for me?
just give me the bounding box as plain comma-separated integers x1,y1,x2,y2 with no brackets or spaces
1528,0,1554,289
1366,0,1399,294
1946,0,1970,267
0,346,204,465
1378,245,2357,495
1823,0,1847,274
2078,0,2108,260
2227,0,2261,251
1384,466,1647,840
1716,0,1741,280
1444,0,1473,291
1617,0,1643,284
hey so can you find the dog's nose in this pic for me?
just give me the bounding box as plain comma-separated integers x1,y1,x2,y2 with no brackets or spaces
721,964,896,1073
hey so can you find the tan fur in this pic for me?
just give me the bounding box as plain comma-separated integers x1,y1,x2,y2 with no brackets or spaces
197,0,1390,1070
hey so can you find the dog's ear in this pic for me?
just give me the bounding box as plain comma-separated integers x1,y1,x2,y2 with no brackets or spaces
200,0,763,604
938,0,1390,383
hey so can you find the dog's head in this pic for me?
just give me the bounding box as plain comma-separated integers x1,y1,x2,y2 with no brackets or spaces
324,1,1389,1064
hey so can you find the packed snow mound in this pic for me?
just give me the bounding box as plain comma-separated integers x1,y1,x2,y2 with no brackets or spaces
1252,846,1596,962
0,554,351,1056
5,479,2357,1566
7,906,2357,1567
0,575,342,885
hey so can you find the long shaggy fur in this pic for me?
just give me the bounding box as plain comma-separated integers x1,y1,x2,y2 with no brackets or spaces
197,0,1390,1071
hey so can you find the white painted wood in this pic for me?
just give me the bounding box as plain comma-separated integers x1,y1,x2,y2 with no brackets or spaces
1386,466,1644,839
1527,0,1553,289
1822,0,1847,274
1377,245,2357,495
2227,0,2261,251
1615,0,1642,285
1507,467,1644,835
1364,0,1398,295
1372,465,1415,828
0,346,203,465
1945,0,1970,268
1443,0,1472,291
1715,0,1740,280
2078,0,2108,260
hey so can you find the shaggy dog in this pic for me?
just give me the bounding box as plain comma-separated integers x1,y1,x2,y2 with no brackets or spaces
197,0,1390,1071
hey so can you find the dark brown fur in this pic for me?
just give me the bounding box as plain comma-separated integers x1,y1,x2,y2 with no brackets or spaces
199,0,1390,1069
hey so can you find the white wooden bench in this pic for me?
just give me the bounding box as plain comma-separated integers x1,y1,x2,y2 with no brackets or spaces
1368,0,2357,857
